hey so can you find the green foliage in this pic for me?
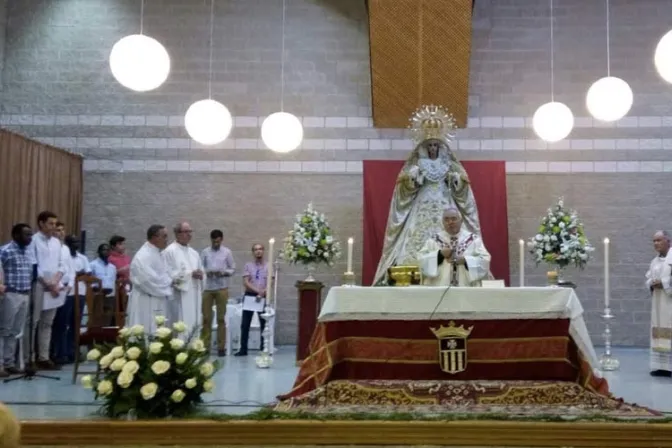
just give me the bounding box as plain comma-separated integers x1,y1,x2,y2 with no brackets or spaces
282,203,341,266
529,197,594,269
82,317,220,419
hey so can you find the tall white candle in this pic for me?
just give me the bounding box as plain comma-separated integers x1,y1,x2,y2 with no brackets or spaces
603,238,610,308
266,238,275,303
519,239,525,287
347,238,354,273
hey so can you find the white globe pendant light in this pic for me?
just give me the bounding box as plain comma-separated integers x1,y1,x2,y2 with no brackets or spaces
586,76,633,122
183,0,232,146
109,34,170,92
533,0,574,143
261,0,303,153
532,102,574,143
585,1,633,122
655,30,672,83
261,112,304,153
185,99,233,146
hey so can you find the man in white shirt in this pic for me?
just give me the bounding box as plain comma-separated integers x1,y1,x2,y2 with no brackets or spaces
49,222,74,363
28,211,67,370
51,234,91,364
90,243,118,327
127,225,173,333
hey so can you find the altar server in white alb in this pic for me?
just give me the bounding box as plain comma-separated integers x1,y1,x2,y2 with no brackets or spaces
646,230,672,377
163,222,204,331
418,207,491,287
127,225,173,333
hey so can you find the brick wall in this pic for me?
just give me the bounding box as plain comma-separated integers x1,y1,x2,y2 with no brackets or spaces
0,0,6,87
3,0,672,345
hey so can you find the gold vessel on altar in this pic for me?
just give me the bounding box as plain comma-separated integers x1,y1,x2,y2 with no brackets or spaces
389,265,421,286
546,270,559,286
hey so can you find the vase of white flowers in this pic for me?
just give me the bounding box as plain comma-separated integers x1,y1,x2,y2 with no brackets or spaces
81,316,219,419
529,198,594,286
282,203,341,281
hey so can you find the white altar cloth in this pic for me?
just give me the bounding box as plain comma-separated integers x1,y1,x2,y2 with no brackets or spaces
319,286,600,373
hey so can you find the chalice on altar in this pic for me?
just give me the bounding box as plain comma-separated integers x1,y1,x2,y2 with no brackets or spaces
389,265,420,287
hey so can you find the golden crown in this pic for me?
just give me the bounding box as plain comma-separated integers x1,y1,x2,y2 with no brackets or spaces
408,105,457,143
431,321,473,339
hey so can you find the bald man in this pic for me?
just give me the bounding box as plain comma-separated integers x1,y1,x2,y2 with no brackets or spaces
418,207,491,287
164,222,204,331
646,230,672,377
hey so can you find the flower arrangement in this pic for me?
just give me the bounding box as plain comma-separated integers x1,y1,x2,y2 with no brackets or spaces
281,203,341,266
529,198,594,269
81,316,219,419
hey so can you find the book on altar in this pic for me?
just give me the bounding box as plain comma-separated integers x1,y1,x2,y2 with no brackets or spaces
242,294,265,312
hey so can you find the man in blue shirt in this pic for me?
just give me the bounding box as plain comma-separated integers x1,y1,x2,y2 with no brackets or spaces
0,223,34,377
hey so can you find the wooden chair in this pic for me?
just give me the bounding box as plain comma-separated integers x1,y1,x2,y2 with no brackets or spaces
114,279,129,328
71,274,120,384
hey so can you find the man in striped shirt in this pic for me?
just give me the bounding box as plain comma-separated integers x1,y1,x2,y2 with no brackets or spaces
0,223,34,377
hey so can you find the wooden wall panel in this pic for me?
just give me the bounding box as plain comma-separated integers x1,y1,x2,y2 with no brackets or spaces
368,0,473,128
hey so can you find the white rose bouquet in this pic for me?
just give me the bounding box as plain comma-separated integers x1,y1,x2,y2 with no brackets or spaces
281,203,341,266
81,316,219,419
528,197,594,269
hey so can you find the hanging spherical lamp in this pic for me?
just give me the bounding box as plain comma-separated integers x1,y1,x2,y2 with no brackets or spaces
655,30,672,84
261,112,304,153
586,76,633,122
109,34,171,92
532,101,574,143
185,99,233,146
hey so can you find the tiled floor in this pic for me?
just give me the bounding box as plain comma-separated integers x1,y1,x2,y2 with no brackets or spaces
1,346,670,419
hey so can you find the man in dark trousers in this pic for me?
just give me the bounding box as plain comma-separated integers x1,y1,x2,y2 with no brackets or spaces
235,243,270,356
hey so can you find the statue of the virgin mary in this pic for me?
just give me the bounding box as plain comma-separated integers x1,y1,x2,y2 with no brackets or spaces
372,105,483,285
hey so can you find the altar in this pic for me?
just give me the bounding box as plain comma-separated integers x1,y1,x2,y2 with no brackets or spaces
279,286,608,400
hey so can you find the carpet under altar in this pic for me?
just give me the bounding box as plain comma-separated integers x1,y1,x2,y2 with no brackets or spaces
274,286,661,420
274,379,662,420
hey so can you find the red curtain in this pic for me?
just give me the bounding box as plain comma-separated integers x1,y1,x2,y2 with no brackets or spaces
362,160,509,285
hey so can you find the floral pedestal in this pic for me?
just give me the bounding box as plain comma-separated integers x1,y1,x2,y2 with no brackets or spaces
531,198,592,290
295,280,324,364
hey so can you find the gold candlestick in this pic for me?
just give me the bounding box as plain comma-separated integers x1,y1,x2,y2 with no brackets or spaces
342,272,356,287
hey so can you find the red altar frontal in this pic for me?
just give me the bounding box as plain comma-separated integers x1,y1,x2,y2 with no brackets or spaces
279,286,609,400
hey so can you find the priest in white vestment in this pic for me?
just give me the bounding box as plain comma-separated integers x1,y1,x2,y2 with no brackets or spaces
646,230,672,376
418,207,491,287
164,222,204,332
127,225,172,333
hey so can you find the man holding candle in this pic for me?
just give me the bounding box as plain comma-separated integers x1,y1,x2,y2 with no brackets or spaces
645,230,672,377
235,243,271,357
418,207,491,287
